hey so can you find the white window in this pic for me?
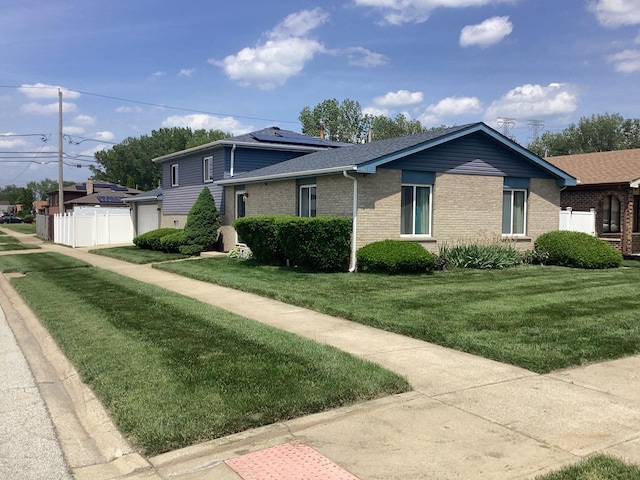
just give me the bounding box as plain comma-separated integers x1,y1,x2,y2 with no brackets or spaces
203,156,213,183
502,189,527,235
401,184,432,235
171,164,179,187
299,185,316,217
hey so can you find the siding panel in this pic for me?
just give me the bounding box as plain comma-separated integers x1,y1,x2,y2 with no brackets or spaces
163,184,224,215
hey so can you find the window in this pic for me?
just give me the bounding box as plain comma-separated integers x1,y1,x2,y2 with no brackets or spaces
603,195,620,233
171,164,179,187
634,195,640,233
299,185,316,217
401,184,431,235
502,189,526,235
203,156,213,182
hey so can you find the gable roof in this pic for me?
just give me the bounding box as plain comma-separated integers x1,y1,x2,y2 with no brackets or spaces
153,127,350,164
123,188,163,203
218,122,577,187
545,148,640,187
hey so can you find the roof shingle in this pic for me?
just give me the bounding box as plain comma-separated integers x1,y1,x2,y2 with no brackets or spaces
545,148,640,185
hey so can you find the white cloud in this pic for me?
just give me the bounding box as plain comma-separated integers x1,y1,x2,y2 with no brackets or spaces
74,114,96,126
63,126,85,135
374,90,424,107
18,83,80,99
21,102,77,115
94,131,115,142
162,114,253,135
213,9,328,89
589,0,640,27
116,106,143,113
418,96,482,125
345,47,388,67
484,83,578,120
362,106,390,117
179,68,195,77
608,49,640,72
460,16,513,48
152,71,167,77
0,135,28,149
354,0,515,25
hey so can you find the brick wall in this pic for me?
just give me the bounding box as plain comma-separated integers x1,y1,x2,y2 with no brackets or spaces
245,181,297,216
527,178,561,243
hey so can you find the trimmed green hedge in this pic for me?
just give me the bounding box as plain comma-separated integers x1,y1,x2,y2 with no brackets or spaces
535,230,623,269
134,228,182,251
233,216,351,271
357,240,437,274
159,231,185,254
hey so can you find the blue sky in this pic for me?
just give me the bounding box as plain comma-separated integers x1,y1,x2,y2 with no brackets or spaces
1,0,639,187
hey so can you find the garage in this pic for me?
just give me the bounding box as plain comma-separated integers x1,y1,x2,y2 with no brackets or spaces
124,188,162,236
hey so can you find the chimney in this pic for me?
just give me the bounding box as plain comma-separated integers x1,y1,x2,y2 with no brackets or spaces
86,179,94,195
319,122,325,140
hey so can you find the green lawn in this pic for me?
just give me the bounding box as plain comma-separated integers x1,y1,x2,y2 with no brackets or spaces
0,253,409,456
1,223,36,234
155,257,640,373
0,234,40,251
536,455,640,479
89,245,190,264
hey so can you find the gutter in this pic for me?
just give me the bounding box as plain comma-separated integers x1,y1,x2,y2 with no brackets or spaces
230,144,237,177
218,165,358,185
343,171,358,273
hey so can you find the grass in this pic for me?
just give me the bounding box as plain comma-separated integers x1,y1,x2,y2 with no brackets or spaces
155,257,640,374
1,223,36,234
0,252,409,456
0,234,40,251
536,455,640,479
89,245,190,264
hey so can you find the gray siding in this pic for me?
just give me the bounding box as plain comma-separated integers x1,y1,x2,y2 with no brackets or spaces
227,147,308,176
384,132,553,179
162,184,224,215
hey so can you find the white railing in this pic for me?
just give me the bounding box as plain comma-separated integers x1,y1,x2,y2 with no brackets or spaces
54,209,134,247
559,207,596,236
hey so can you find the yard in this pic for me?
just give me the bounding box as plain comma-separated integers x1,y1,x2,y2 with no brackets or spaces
155,257,640,374
0,253,409,455
0,230,40,251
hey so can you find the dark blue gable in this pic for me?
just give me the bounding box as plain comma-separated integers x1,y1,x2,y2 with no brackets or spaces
223,146,310,178
382,131,553,179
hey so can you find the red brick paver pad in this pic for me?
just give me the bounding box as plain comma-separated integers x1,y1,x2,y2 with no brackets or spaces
225,441,360,480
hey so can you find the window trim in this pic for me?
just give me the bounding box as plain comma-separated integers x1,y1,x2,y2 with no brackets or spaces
299,184,317,218
203,156,213,183
400,183,432,237
502,188,527,236
170,164,179,187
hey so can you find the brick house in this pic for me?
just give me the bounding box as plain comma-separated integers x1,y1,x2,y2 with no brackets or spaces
218,122,576,269
545,148,640,255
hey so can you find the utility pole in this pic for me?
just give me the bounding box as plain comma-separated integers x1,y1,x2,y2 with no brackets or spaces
58,89,64,215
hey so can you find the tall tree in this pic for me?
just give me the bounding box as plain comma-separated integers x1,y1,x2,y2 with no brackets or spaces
528,113,640,157
90,127,231,191
369,113,430,140
25,179,75,200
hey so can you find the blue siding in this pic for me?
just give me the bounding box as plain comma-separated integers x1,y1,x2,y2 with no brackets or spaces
228,147,308,176
383,132,553,179
163,184,224,215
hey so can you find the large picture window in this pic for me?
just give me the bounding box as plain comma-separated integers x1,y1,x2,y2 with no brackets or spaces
502,189,526,235
603,195,620,233
299,185,316,217
203,156,213,183
401,184,431,235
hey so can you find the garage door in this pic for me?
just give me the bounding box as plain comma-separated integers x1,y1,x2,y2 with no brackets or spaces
137,203,159,235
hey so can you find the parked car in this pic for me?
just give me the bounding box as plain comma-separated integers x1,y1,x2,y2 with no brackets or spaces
0,215,24,224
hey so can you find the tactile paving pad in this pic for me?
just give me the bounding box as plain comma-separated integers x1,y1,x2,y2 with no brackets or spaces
225,441,360,479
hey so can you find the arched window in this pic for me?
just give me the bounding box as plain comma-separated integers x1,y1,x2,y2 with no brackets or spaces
603,195,620,233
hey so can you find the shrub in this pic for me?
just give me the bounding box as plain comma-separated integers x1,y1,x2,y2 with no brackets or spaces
535,230,623,269
22,215,35,224
357,240,436,274
233,216,288,265
159,231,185,253
277,217,351,272
438,243,523,270
228,245,253,260
180,188,221,256
134,228,182,251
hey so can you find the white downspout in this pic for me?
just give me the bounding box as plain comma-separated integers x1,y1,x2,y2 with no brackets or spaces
343,170,358,272
230,144,237,177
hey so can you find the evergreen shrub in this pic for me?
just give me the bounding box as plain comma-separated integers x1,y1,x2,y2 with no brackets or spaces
179,188,220,256
535,230,623,269
134,228,182,251
233,216,287,265
159,230,185,253
357,240,436,274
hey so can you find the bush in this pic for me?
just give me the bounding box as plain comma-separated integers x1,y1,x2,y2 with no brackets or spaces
535,230,623,269
438,243,523,270
357,240,437,274
134,228,182,251
22,215,35,224
180,188,221,256
233,216,288,265
159,231,185,253
228,245,253,260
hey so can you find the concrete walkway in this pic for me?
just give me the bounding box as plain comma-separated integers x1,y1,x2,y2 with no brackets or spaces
2,229,640,479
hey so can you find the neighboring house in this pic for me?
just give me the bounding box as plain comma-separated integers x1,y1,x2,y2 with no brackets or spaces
217,122,576,267
153,126,349,249
33,200,47,214
124,188,163,236
0,201,11,214
45,179,141,214
545,148,640,255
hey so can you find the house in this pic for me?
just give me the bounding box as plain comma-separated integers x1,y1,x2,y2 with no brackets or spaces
0,201,11,215
545,148,640,255
123,188,163,236
45,179,142,214
217,122,576,266
153,126,349,249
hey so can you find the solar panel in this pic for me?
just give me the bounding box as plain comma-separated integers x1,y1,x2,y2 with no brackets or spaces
110,185,129,191
93,183,113,189
97,196,125,203
76,185,84,190
251,133,346,148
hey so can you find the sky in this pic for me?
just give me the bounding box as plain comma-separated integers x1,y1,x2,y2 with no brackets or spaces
1,0,640,188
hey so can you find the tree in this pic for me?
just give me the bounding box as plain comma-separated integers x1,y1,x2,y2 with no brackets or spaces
90,127,232,191
25,178,75,200
369,113,430,140
528,113,640,157
179,187,221,255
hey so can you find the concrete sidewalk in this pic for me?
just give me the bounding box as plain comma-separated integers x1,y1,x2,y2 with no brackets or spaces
2,231,640,479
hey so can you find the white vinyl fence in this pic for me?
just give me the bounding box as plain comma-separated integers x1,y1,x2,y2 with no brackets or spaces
559,207,596,236
54,208,134,247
